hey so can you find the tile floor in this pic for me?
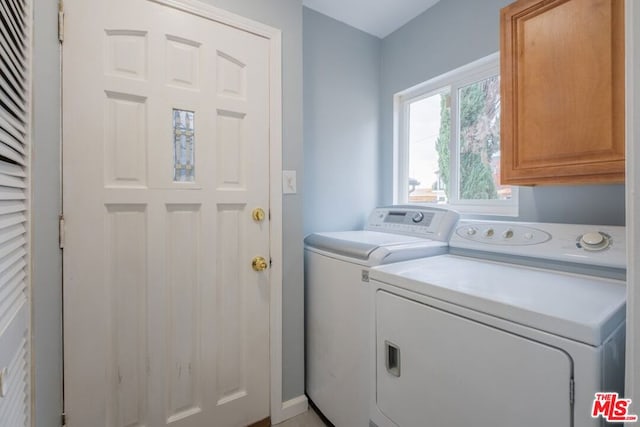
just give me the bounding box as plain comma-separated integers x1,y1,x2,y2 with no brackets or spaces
275,408,328,427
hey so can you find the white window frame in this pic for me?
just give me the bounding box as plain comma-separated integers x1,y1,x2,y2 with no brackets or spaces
393,52,518,216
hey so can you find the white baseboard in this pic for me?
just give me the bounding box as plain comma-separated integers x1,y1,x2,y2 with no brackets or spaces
272,395,308,425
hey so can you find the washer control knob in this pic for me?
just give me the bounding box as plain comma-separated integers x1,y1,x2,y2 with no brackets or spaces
466,227,477,236
580,232,610,251
484,228,495,238
503,229,514,239
411,212,424,223
523,232,534,240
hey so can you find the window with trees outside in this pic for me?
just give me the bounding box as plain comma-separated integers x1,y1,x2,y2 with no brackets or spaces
394,53,518,215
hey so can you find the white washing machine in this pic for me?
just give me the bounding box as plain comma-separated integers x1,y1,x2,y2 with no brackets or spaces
304,206,459,427
369,220,627,427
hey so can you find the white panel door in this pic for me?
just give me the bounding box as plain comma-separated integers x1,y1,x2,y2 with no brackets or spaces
376,290,573,427
63,1,271,426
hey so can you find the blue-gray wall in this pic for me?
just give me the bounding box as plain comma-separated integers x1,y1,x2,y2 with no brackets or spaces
32,2,304,426
303,8,381,234
32,1,63,426
380,0,625,226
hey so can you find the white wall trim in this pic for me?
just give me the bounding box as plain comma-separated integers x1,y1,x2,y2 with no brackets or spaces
267,28,290,427
275,395,309,424
149,0,278,38
26,0,35,423
147,0,288,423
625,0,639,404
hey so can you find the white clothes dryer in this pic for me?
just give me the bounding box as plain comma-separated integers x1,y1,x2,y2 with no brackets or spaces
369,220,627,427
304,206,458,427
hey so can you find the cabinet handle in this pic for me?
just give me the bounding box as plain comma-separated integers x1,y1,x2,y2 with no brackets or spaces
385,340,401,377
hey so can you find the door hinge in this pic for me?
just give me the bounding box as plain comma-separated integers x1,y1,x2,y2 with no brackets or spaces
58,1,64,43
61,412,66,426
59,214,65,249
569,378,575,405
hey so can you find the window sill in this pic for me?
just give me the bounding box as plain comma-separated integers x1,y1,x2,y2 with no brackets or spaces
402,185,520,218
446,203,519,217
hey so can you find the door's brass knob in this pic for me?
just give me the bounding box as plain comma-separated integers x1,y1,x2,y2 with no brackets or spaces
252,208,266,222
252,256,268,272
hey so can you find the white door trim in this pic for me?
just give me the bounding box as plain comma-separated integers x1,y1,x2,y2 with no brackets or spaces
144,0,298,423
626,0,640,404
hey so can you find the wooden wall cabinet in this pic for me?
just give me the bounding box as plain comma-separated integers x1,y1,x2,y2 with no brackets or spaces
500,0,625,185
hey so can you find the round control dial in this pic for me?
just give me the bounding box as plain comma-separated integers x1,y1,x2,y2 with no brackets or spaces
579,232,610,251
411,212,424,223
484,228,495,238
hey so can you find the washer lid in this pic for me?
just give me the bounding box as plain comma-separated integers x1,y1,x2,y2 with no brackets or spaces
370,255,626,346
304,231,433,260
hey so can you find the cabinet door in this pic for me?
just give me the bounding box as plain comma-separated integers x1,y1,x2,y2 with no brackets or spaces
500,0,624,185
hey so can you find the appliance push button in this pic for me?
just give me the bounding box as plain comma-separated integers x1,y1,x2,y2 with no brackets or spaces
579,231,611,251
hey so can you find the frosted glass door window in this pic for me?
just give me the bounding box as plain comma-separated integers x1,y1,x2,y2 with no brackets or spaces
173,109,195,182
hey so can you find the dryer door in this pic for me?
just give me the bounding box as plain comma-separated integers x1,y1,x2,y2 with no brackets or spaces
375,291,573,427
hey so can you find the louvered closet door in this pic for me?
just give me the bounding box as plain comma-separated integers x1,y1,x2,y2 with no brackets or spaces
0,0,32,426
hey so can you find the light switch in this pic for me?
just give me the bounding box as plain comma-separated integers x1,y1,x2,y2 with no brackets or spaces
283,170,297,194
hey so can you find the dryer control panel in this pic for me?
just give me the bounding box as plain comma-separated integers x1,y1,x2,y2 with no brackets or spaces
365,206,459,241
451,220,626,270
